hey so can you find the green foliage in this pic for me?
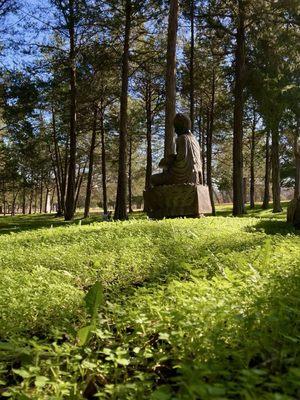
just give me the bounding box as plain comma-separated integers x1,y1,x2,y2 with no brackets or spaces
77,281,103,346
0,211,299,398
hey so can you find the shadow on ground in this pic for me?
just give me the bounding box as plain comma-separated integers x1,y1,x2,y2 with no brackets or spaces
0,213,103,235
245,219,300,236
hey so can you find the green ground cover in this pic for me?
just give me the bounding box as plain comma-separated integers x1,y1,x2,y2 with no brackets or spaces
0,204,300,399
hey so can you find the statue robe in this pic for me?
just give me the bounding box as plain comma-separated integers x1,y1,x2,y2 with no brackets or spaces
169,133,203,184
151,132,203,186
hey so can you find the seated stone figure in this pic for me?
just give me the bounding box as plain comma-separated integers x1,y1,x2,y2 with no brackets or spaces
144,113,211,219
151,113,203,186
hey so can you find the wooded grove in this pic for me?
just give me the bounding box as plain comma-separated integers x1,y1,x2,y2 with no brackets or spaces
0,0,299,220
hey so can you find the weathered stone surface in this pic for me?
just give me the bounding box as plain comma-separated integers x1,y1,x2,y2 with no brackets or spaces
144,184,212,219
287,198,300,228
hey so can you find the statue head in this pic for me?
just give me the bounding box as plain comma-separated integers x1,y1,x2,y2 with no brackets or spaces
174,113,191,136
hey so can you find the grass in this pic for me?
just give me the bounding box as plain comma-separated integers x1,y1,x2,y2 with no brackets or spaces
0,203,300,399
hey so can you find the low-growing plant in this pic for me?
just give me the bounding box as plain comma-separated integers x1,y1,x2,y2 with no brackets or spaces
0,211,299,399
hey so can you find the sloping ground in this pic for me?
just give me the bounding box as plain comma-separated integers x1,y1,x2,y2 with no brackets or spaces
0,212,300,399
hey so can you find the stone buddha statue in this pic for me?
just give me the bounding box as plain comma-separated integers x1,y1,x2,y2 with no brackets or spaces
150,113,203,187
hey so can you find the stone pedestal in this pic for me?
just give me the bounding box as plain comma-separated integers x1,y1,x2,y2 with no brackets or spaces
144,184,212,219
287,198,300,228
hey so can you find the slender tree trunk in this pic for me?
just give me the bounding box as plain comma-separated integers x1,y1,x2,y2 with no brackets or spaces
114,0,132,220
84,105,98,218
272,125,282,212
54,172,63,215
51,108,64,215
65,0,77,221
22,187,26,214
61,138,69,212
232,0,246,216
44,187,49,213
100,109,108,214
128,133,133,213
145,81,152,190
11,198,16,216
3,184,6,215
199,103,206,185
34,188,38,213
262,129,271,209
39,180,43,214
189,0,195,131
11,184,17,216
164,0,179,157
250,109,257,209
50,188,55,212
294,119,300,199
197,101,202,147
74,163,87,212
207,70,216,215
29,190,33,214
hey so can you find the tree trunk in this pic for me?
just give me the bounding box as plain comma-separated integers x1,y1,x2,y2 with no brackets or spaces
128,133,133,213
50,188,55,212
3,186,6,215
74,163,87,212
271,125,282,212
100,109,108,214
51,108,64,215
232,0,246,216
114,0,131,221
262,129,271,209
250,109,257,209
39,180,43,214
65,0,77,221
34,188,38,213
207,69,216,215
29,190,33,214
294,119,300,199
164,0,179,157
189,0,195,131
44,187,49,213
145,80,152,190
84,105,98,218
22,187,26,214
198,102,206,185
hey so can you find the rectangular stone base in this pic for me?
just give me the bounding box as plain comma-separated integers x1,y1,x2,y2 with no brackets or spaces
144,184,212,219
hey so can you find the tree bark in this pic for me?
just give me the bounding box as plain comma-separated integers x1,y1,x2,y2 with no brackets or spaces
100,108,108,214
262,129,271,209
294,119,300,199
189,0,195,132
39,180,43,214
51,108,64,215
74,163,87,212
84,105,98,218
145,80,152,190
164,0,179,157
22,186,26,214
207,69,216,215
250,109,257,209
29,190,33,214
128,133,133,213
232,0,246,216
198,102,206,185
271,125,282,212
65,0,77,221
61,137,69,213
34,188,38,213
44,187,49,213
114,0,132,220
